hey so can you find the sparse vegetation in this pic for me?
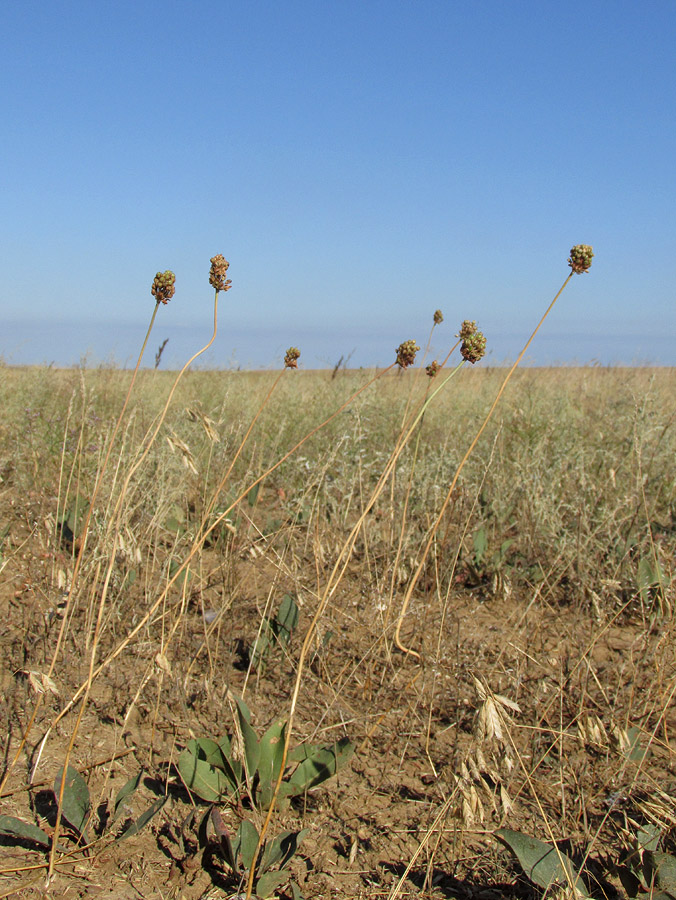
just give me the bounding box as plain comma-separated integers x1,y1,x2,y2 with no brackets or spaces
0,248,675,899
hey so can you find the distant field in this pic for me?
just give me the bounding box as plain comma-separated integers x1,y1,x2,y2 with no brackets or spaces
0,363,674,899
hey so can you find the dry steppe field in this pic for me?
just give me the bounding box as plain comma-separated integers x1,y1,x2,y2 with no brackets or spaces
0,363,674,899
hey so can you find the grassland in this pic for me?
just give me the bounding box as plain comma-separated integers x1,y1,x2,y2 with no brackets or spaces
0,361,674,899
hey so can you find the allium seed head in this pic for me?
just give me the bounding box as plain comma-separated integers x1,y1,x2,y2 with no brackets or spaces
209,254,232,293
433,309,444,325
426,360,440,378
284,347,301,369
151,271,176,304
461,329,487,364
568,245,594,274
395,339,420,369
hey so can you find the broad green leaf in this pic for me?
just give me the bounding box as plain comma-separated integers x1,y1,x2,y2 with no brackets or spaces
164,505,186,535
59,494,90,543
120,567,136,590
257,719,286,804
193,736,241,787
246,482,261,508
54,766,90,837
112,771,143,821
287,743,320,763
287,738,354,794
251,629,271,669
235,696,260,781
275,594,299,646
638,556,664,599
256,870,289,898
495,828,585,894
637,824,661,852
473,527,488,563
0,815,50,848
290,881,305,900
117,795,166,841
625,726,647,763
178,744,235,802
66,494,89,539
261,828,309,874
260,829,293,873
237,819,259,871
644,851,676,896
616,862,642,899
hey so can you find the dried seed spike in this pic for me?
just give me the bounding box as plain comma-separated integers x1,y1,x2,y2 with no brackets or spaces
461,329,487,364
568,244,594,274
284,347,301,368
395,339,420,368
151,270,176,304
209,254,232,292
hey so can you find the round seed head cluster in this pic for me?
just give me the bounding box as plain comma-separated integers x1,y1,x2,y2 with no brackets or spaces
461,329,487,364
395,339,420,369
433,309,444,325
151,271,176,304
568,244,594,274
457,320,477,341
426,360,440,378
284,347,301,369
209,255,232,292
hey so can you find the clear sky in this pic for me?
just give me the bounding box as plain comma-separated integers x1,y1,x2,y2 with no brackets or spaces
1,0,674,368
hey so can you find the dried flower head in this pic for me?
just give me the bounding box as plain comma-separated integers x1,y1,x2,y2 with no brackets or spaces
395,339,420,369
426,360,440,378
568,244,594,274
284,347,301,369
457,320,477,341
209,254,232,292
151,271,176,304
461,329,487,364
433,309,444,325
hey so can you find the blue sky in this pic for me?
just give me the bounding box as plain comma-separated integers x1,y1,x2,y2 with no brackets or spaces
1,0,674,368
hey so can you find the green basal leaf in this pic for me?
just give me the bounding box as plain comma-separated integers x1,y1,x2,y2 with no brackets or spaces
246,482,260,508
237,819,259,871
495,828,586,894
0,815,50,848
257,719,286,804
256,869,289,898
251,629,271,669
112,771,143,822
275,594,299,646
117,795,166,841
473,526,488,563
235,696,260,781
637,824,662,853
287,737,354,794
625,726,647,763
177,743,235,802
260,829,293,873
66,493,89,539
54,766,90,837
643,851,676,896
